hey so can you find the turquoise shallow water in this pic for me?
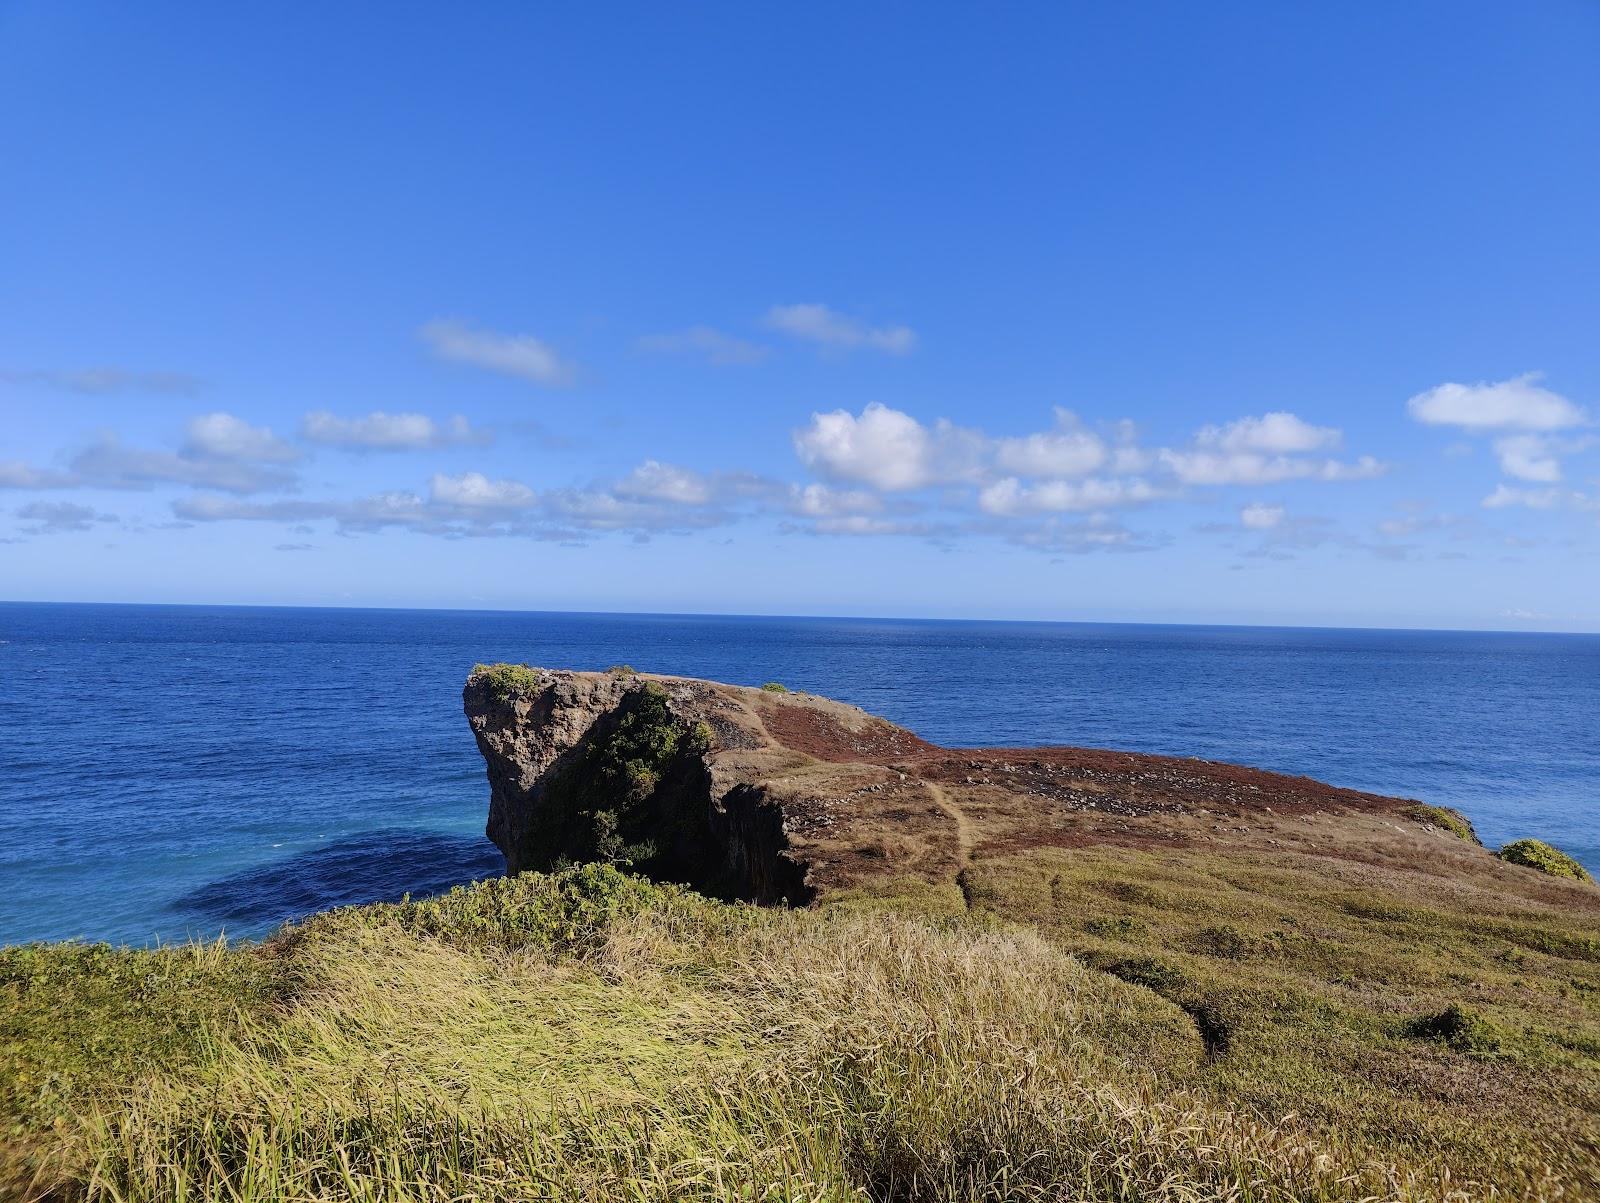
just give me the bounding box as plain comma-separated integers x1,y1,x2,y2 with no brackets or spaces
2,602,1597,946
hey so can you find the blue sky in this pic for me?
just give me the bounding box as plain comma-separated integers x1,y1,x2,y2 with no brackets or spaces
2,2,1598,629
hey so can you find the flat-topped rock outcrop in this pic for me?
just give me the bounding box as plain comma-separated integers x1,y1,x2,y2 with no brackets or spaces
463,665,1573,907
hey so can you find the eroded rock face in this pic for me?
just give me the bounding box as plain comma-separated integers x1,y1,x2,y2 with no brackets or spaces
464,669,827,903
464,666,1504,906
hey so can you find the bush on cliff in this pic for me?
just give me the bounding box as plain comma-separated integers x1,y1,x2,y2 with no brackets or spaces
335,862,703,953
530,684,709,871
1403,803,1480,843
1498,837,1591,881
471,662,542,701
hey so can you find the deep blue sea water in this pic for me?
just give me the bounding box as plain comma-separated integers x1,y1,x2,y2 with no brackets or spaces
2,602,1597,947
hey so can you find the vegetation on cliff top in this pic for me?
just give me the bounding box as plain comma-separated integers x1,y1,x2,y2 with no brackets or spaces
1498,837,1592,881
1403,802,1481,843
5,844,1599,1202
470,661,542,701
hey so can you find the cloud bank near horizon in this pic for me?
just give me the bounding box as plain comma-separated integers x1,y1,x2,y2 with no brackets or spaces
5,365,1592,573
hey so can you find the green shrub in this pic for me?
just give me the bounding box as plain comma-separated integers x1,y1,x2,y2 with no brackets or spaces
1406,1003,1504,1056
607,664,637,677
1498,838,1591,882
1404,804,1480,843
525,684,707,871
471,662,542,701
760,681,789,693
361,864,691,953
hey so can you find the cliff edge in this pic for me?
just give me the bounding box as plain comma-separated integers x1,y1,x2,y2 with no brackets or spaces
463,664,1552,907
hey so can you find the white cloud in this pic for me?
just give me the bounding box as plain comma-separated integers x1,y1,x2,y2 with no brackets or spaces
1482,483,1600,513
1163,412,1376,487
1240,502,1286,530
1408,373,1587,431
5,414,297,494
69,434,298,494
15,501,116,533
1492,434,1564,483
429,472,537,510
993,409,1109,478
794,403,1383,518
1005,515,1162,555
978,476,1164,516
787,483,884,518
793,403,984,491
1376,509,1464,537
175,492,434,532
1483,484,1561,509
803,515,936,537
420,320,575,386
0,462,78,489
302,410,488,450
3,416,300,495
638,326,768,365
182,413,299,462
544,488,730,533
765,304,916,354
1159,448,1384,486
1318,456,1388,481
614,460,714,505
1196,412,1341,454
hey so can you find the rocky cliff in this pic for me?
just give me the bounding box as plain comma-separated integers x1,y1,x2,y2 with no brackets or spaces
463,664,1531,906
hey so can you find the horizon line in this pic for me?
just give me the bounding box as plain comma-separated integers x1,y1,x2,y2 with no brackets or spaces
1,597,1595,640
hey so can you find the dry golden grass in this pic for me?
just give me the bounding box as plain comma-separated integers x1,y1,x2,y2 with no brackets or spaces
5,862,1597,1202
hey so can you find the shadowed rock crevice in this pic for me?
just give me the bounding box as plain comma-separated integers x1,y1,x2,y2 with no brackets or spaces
466,669,817,904
713,784,813,905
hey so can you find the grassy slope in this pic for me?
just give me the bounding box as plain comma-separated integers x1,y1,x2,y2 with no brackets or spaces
3,855,1597,1202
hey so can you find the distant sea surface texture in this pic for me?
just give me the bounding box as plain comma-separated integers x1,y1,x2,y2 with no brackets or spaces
2,602,1596,946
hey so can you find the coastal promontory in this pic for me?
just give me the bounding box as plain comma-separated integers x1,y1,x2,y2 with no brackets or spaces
463,664,1573,911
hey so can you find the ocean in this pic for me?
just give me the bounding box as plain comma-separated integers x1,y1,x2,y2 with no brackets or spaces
1,602,1596,947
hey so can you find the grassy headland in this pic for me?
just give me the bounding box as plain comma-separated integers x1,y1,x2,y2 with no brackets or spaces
4,851,1597,1202
7,668,1597,1200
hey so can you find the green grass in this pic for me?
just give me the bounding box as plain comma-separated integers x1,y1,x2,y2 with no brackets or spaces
1406,1003,1505,1057
958,844,1600,1193
760,681,789,693
4,853,1598,1201
1403,803,1480,843
0,938,285,1196
470,662,543,700
1498,837,1592,881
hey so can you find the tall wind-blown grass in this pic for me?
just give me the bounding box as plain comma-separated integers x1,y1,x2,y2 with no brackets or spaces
56,873,1475,1202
